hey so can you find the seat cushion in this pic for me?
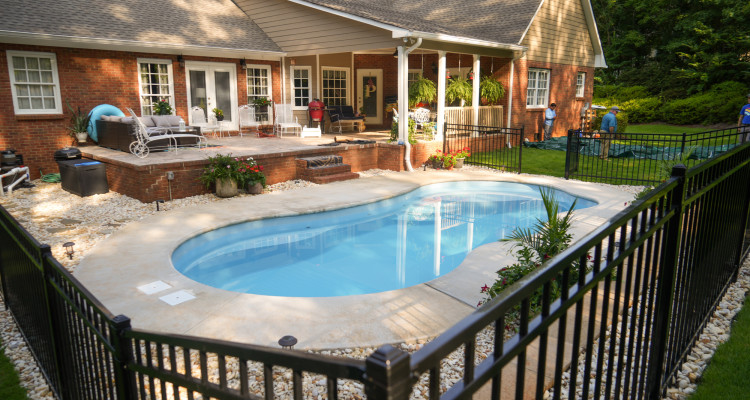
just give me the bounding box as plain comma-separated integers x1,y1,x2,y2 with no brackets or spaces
152,115,182,127
139,116,156,127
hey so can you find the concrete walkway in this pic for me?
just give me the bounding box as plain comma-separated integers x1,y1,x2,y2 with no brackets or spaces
74,170,633,350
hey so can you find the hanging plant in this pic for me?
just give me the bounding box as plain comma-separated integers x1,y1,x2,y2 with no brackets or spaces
445,77,473,106
480,75,505,105
408,76,436,107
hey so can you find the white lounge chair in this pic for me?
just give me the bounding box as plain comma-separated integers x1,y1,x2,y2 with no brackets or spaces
126,108,206,158
190,106,221,137
238,105,260,137
274,104,302,137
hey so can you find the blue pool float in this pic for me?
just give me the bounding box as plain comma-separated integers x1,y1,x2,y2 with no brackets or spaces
87,104,125,142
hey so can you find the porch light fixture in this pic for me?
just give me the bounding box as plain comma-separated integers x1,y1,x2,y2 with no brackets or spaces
278,335,297,349
240,59,247,70
289,58,296,66
431,62,438,75
63,242,75,260
177,55,185,67
392,50,398,58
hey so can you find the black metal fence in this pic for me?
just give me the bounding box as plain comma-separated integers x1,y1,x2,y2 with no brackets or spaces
565,126,750,185
443,123,524,173
1,142,749,399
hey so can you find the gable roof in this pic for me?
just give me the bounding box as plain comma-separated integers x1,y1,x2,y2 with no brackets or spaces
296,0,540,46
0,0,283,56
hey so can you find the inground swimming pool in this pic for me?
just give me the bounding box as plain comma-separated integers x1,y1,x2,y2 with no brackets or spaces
172,181,596,297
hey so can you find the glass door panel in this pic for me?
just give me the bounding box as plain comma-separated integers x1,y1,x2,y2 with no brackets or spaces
189,70,207,120
214,71,232,122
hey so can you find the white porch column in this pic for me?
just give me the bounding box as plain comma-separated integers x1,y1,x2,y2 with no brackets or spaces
436,51,447,141
397,46,407,144
507,58,515,128
472,54,480,128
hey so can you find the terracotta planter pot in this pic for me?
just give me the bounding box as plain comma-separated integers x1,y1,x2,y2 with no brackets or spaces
431,159,442,169
247,182,263,195
215,178,238,198
455,158,465,169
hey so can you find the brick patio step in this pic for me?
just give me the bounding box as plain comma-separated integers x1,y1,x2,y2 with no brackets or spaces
296,155,343,168
295,154,359,185
309,172,360,184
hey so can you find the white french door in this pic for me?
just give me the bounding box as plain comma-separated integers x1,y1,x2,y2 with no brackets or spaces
185,61,238,130
357,69,383,125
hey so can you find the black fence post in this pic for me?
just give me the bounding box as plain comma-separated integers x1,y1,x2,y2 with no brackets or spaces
680,132,686,154
41,246,66,398
111,314,136,400
645,164,687,399
364,345,412,400
565,129,573,179
518,126,524,174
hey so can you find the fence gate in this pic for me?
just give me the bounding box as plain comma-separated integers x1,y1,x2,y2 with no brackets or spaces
443,123,523,172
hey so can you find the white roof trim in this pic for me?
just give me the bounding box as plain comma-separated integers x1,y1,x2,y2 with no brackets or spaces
518,0,546,45
394,31,526,52
581,0,607,68
0,30,286,60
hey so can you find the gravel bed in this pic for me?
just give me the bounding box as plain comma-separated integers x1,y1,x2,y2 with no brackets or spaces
0,168,703,399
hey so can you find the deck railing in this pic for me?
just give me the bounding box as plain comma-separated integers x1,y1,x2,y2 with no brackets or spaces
444,106,503,128
0,142,749,399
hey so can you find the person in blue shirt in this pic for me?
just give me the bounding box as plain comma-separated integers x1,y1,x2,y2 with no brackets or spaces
738,94,750,142
543,103,557,140
599,106,619,159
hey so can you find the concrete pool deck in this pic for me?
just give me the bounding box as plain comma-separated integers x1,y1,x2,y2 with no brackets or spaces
74,170,634,350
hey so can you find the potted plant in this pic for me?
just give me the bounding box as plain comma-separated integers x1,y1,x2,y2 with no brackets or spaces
212,107,225,121
199,154,261,198
408,76,436,108
480,76,505,105
66,100,91,145
153,99,173,115
442,153,456,170
451,147,471,168
426,150,444,169
240,156,267,194
252,97,272,113
445,77,473,106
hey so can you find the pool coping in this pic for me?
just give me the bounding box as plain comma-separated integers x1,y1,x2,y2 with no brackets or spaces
74,170,633,350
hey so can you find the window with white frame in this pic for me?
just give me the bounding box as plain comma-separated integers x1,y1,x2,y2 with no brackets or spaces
137,59,174,116
7,51,62,114
526,68,550,108
292,66,311,109
408,69,422,87
246,65,272,123
321,67,348,107
576,72,586,97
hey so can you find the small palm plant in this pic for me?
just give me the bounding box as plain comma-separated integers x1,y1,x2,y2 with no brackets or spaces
479,188,585,314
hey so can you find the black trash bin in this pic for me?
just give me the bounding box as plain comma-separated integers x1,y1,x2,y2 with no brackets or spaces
55,148,109,197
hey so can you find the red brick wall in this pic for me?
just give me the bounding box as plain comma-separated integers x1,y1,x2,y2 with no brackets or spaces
512,59,595,141
0,43,280,178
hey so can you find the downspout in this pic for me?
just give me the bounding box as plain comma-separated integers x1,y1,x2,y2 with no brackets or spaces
401,37,422,172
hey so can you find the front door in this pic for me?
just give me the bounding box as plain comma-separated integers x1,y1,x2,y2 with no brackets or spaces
185,61,238,130
357,69,382,125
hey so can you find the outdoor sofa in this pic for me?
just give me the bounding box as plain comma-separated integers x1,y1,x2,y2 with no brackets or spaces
96,116,201,153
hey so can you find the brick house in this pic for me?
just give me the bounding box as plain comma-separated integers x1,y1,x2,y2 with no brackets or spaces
0,0,605,179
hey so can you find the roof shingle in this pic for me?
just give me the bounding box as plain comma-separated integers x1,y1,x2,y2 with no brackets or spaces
0,0,282,53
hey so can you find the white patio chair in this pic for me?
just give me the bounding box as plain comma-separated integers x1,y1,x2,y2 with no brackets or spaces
191,106,220,137
126,108,206,158
238,105,260,137
411,107,431,129
274,104,302,137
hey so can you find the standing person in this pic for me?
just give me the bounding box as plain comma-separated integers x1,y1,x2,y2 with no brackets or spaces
738,94,750,142
543,103,557,140
599,106,619,160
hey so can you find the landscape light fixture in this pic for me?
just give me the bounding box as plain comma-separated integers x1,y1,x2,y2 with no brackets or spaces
63,242,75,260
278,335,297,349
177,55,185,67
155,199,165,211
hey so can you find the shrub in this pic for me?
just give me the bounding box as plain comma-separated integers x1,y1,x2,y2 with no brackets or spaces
199,154,265,188
661,81,748,125
621,97,663,123
389,118,417,144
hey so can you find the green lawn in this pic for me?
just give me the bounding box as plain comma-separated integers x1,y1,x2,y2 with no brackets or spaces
625,124,713,135
0,337,28,400
689,300,750,399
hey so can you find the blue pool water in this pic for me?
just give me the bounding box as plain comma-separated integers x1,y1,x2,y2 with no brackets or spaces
172,182,596,297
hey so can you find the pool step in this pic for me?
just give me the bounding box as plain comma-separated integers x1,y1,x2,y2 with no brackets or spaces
296,155,359,184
